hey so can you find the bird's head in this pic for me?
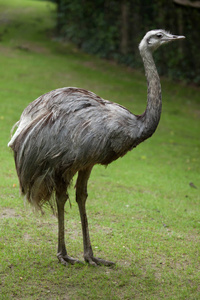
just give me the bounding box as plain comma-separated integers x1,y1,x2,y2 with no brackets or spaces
139,29,185,52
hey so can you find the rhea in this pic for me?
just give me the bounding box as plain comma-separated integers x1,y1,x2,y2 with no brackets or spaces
8,30,185,266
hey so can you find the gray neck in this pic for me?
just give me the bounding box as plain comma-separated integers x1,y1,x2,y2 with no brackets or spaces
138,47,162,141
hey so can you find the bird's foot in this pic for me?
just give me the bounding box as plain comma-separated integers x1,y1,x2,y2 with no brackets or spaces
85,256,115,267
57,253,83,266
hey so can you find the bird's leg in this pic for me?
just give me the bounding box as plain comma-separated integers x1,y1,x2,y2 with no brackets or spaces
56,183,82,266
76,167,115,267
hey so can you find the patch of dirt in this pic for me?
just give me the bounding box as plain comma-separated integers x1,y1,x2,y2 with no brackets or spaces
0,45,16,57
0,42,49,56
0,207,21,219
15,42,50,54
0,13,10,25
23,232,32,241
82,60,101,71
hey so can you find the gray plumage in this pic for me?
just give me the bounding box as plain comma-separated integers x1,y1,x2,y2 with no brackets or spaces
8,30,185,266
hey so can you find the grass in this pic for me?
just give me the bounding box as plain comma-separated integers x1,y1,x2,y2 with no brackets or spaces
0,0,200,299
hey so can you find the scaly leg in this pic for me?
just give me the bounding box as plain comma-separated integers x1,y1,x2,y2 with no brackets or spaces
56,182,82,266
76,167,115,266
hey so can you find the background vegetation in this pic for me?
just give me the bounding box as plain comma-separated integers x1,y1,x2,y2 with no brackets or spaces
53,0,200,85
0,0,199,299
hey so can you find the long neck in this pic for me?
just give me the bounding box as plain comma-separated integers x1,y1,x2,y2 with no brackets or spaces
138,47,162,140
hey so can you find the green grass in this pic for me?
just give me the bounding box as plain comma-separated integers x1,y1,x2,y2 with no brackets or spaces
0,0,200,299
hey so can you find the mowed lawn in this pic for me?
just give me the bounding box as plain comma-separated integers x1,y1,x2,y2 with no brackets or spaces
0,0,199,299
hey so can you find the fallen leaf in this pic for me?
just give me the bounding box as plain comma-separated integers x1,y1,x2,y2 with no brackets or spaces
141,155,146,160
189,182,197,189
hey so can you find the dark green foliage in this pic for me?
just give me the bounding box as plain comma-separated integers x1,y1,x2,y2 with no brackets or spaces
55,0,120,58
52,0,200,85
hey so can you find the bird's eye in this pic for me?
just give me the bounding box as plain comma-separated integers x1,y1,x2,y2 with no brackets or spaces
157,34,163,38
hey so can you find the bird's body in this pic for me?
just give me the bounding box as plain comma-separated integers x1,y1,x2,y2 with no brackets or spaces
9,88,143,208
10,87,139,170
8,30,185,266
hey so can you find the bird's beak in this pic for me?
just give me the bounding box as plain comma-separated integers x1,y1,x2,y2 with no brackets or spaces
165,34,185,42
171,35,185,40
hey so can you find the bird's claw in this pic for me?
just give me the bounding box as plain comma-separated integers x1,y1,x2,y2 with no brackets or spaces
57,254,83,266
85,256,115,267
